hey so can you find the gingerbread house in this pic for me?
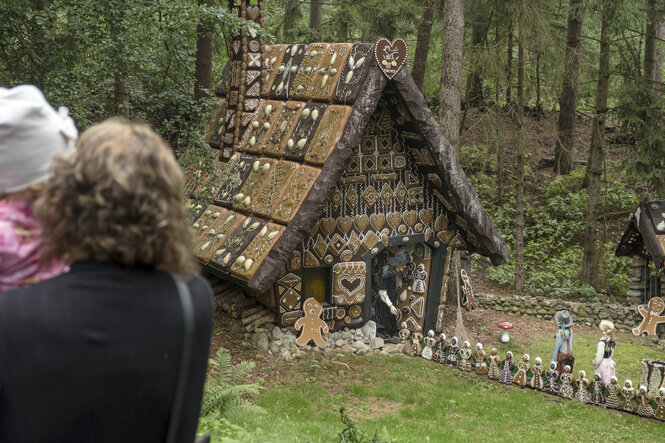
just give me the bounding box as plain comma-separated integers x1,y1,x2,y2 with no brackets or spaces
186,0,509,333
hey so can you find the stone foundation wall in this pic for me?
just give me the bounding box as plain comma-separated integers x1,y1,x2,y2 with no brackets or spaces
475,293,644,332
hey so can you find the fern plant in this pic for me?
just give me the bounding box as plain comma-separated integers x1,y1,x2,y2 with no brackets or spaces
199,347,261,417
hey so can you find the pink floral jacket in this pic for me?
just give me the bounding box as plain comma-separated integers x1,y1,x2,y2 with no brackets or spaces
0,200,67,291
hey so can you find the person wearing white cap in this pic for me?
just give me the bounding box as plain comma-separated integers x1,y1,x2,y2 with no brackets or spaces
0,84,77,291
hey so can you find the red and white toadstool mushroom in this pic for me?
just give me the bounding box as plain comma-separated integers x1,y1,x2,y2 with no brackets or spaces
499,322,514,343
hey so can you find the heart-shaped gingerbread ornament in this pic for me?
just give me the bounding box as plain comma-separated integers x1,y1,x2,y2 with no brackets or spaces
374,38,408,80
320,218,336,236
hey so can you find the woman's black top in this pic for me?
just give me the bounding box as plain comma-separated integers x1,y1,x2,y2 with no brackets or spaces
0,261,213,443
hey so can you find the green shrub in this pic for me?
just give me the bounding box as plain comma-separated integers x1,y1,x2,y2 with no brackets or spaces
198,347,261,428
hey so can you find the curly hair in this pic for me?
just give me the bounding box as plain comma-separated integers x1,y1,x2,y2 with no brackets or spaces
36,120,198,276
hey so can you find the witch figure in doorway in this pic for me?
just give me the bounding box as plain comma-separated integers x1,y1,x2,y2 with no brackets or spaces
376,250,410,336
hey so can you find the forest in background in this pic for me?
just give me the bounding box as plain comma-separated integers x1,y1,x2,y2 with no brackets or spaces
2,0,664,302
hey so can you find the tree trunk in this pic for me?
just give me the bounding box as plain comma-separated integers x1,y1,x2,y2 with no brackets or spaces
554,0,584,175
495,19,503,204
283,0,301,41
336,0,351,41
506,22,513,106
581,2,612,286
114,71,129,118
535,50,542,112
412,0,435,91
515,16,525,293
465,18,486,108
309,0,323,40
194,0,213,101
439,0,465,156
110,18,129,117
644,0,665,94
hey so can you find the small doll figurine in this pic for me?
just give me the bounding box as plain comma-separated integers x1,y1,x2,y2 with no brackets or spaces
411,331,424,357
421,330,436,360
574,370,590,404
636,384,655,417
473,342,488,376
446,336,459,368
543,361,560,395
593,320,616,386
606,376,621,409
621,379,636,412
559,365,574,399
498,351,515,384
399,322,410,343
513,353,530,387
590,374,606,406
433,333,448,363
655,387,665,420
399,322,414,355
488,348,501,380
459,341,472,371
530,357,544,390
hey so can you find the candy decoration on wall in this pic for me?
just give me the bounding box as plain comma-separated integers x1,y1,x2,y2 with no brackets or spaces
294,298,329,347
412,264,427,294
374,38,408,80
460,269,477,311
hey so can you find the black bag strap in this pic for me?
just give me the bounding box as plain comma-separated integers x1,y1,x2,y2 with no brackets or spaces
166,274,195,443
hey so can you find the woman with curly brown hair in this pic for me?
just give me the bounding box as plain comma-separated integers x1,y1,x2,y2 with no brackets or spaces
0,120,213,443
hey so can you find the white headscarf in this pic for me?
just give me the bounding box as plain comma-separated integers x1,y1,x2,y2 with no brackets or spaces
0,85,77,193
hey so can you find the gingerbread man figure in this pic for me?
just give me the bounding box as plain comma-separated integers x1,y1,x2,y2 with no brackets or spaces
411,331,424,356
294,298,329,347
633,297,665,337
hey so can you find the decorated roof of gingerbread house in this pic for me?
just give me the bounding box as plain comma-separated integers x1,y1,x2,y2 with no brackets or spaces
616,200,665,269
185,40,509,293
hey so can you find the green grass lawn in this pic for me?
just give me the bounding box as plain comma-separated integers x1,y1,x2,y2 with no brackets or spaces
200,328,665,442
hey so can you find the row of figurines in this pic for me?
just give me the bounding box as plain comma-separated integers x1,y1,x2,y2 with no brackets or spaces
400,328,665,421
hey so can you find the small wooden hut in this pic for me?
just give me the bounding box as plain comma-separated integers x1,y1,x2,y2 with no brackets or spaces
616,200,665,303
185,0,509,333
